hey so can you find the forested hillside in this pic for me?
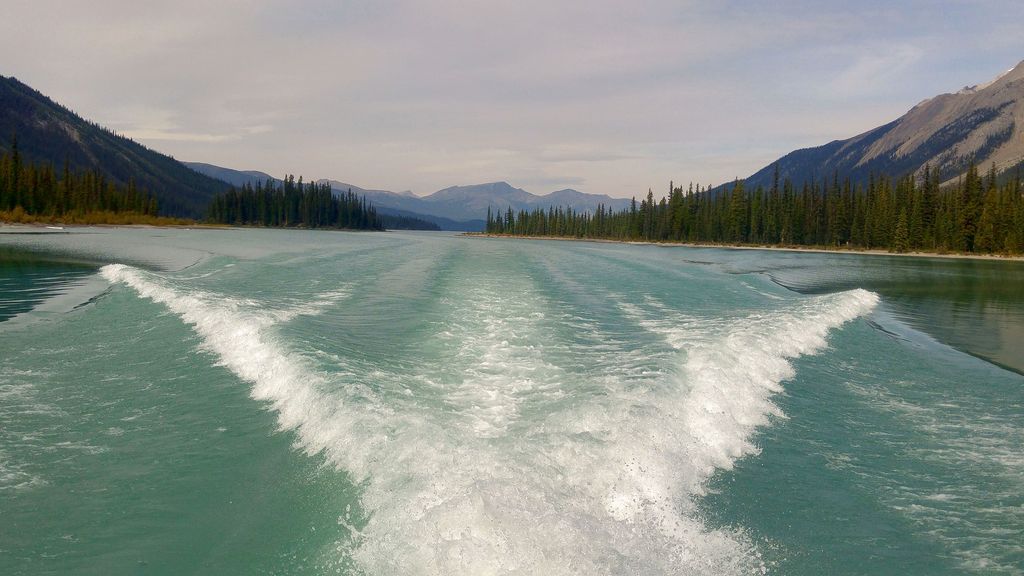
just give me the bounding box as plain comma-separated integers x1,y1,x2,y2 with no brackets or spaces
0,137,186,224
207,177,383,230
488,163,1024,255
0,76,230,217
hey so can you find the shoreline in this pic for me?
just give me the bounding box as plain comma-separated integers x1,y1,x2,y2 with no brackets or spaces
464,233,1024,262
0,222,229,233
4,222,1021,262
0,222,383,233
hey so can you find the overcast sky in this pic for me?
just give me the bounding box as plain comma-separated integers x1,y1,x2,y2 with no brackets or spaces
2,1,1022,197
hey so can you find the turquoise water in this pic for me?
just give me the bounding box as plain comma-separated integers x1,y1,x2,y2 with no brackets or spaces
0,228,1021,575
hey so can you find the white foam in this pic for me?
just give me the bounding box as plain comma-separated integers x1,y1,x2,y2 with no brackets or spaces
0,448,49,492
102,263,879,575
101,264,382,480
269,289,352,322
597,289,879,551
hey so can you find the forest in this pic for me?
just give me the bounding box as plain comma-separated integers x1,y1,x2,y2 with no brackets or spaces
206,177,383,230
487,162,1024,255
379,213,441,231
0,136,170,224
1,134,385,231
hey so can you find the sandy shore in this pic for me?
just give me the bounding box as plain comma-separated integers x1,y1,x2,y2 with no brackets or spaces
465,233,1024,262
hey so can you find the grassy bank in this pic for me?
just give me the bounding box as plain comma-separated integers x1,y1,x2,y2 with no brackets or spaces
1,207,194,226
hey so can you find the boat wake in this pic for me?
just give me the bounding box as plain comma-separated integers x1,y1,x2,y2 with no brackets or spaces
102,263,878,575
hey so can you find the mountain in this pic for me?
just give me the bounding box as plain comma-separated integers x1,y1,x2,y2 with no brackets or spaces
327,180,633,229
317,179,421,207
540,188,634,214
412,181,633,221
337,181,633,228
182,162,275,189
370,206,484,232
0,76,231,217
340,180,633,224
182,164,454,230
417,182,537,221
187,162,633,230
740,59,1024,189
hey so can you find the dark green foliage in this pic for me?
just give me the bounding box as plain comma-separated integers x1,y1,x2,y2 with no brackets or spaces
0,76,231,217
893,209,910,253
379,213,441,230
207,178,383,231
487,160,1024,255
0,140,159,218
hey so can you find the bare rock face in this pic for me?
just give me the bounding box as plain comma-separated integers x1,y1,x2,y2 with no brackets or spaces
743,60,1024,189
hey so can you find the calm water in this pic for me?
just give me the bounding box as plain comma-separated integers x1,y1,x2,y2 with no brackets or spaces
0,228,1021,575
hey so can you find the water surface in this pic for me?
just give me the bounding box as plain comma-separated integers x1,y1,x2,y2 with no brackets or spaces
1,229,1021,575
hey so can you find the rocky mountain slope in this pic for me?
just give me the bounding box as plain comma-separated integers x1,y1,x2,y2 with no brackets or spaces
741,59,1024,189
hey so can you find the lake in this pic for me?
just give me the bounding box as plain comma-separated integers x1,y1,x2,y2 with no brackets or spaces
1,228,1021,575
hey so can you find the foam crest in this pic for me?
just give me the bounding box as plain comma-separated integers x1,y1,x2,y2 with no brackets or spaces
599,289,879,536
683,289,879,473
102,265,464,572
100,264,385,482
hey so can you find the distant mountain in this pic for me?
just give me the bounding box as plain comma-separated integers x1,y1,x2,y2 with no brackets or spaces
411,181,633,221
740,59,1024,190
182,162,275,189
321,180,632,229
189,162,632,230
0,76,231,217
367,205,484,232
316,179,423,208
184,161,468,228
377,212,441,231
329,180,633,224
540,188,635,214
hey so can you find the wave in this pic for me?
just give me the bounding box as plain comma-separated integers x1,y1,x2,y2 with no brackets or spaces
100,264,371,467
102,263,878,575
614,288,879,500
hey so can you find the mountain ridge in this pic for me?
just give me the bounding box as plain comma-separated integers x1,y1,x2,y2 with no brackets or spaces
0,75,231,217
185,163,634,229
737,59,1024,190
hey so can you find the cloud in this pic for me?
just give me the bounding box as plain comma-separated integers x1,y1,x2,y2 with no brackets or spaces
826,44,927,98
2,0,1023,196
121,125,274,143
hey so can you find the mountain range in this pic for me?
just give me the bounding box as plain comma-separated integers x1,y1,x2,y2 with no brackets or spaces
738,59,1024,190
184,162,634,230
5,60,1024,227
319,181,634,226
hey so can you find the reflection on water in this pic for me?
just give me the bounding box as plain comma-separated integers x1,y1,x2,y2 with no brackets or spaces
699,249,1024,374
0,248,98,322
3,236,1022,374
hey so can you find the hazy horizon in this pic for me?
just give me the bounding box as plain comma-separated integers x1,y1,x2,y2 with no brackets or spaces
2,0,1022,198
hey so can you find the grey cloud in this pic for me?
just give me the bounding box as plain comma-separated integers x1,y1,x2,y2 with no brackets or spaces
2,0,1023,197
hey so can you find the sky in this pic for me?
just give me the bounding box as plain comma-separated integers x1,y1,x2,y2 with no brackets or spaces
2,0,1022,198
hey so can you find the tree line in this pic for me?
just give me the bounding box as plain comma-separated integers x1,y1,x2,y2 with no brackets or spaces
1,135,162,222
380,213,441,230
206,177,383,230
487,162,1024,255
0,132,386,231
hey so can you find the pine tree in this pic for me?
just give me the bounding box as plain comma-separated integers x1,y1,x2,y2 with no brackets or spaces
892,209,910,253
